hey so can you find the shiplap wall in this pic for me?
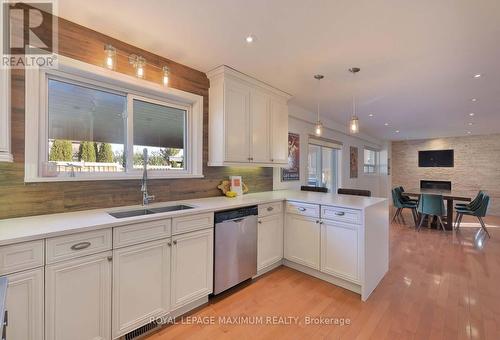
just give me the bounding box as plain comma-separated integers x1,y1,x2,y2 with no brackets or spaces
0,10,272,220
391,135,500,216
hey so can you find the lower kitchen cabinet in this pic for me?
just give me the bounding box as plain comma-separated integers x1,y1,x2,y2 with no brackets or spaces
171,228,213,310
321,220,359,281
5,268,44,340
284,214,320,270
45,251,112,340
112,239,171,338
257,213,283,270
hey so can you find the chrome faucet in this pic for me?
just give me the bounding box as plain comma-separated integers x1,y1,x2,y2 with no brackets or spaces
141,148,155,206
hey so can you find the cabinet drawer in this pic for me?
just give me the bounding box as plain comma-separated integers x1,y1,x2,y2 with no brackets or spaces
0,240,44,275
46,229,112,264
172,212,214,235
258,202,283,217
321,206,362,225
113,219,172,248
286,201,320,218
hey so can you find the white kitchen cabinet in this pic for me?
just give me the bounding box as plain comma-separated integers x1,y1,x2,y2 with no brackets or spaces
5,268,44,340
223,78,251,163
321,220,359,282
171,228,213,310
112,239,171,338
207,65,290,167
45,251,112,340
250,88,271,163
270,98,289,163
284,214,320,270
257,213,283,271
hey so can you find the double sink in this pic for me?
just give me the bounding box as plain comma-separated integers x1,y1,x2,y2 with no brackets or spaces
109,204,194,219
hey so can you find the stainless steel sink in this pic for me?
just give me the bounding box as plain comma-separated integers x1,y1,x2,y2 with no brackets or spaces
108,205,194,219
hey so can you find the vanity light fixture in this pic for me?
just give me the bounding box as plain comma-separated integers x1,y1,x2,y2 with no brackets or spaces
129,54,146,79
348,67,361,134
104,44,116,70
313,74,324,136
162,66,170,86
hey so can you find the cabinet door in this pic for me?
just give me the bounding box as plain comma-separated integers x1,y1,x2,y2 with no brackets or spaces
321,220,359,281
5,268,44,340
224,78,250,162
250,89,271,163
270,99,289,164
284,214,320,270
45,252,112,340
171,229,213,310
112,239,170,338
257,214,283,271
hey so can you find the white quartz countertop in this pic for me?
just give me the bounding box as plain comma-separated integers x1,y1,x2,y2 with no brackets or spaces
0,190,386,246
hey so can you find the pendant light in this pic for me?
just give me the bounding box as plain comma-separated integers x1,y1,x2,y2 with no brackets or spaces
349,67,360,134
314,74,324,136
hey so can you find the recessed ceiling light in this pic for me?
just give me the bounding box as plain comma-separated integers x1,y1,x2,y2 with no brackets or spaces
245,35,255,43
473,74,482,78
469,113,475,117
467,131,472,134
384,123,389,126
468,122,473,126
395,130,400,133
471,98,478,102
368,113,374,117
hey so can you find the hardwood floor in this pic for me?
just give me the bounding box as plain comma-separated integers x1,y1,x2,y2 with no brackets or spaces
147,213,500,340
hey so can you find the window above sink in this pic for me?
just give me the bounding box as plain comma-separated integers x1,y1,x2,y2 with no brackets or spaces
24,55,203,182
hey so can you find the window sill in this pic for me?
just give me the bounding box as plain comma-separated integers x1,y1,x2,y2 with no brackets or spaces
0,152,13,163
24,173,205,183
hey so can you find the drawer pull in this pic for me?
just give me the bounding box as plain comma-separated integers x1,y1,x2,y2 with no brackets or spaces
258,220,262,224
173,240,178,245
334,212,345,216
267,206,274,212
70,242,91,251
298,207,306,212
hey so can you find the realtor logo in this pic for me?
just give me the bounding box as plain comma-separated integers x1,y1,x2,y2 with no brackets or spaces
1,0,58,69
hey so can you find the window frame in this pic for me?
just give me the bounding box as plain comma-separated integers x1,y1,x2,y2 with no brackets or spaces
307,142,340,193
25,55,203,182
363,148,379,174
0,3,13,162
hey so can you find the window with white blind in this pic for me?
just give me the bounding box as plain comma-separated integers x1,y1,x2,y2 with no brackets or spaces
364,148,379,174
307,137,341,192
24,55,203,182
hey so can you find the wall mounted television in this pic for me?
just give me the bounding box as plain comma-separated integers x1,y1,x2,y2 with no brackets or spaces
418,150,454,167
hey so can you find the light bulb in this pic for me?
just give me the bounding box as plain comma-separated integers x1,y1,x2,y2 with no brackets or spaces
137,66,144,78
350,116,359,134
162,66,169,86
104,44,116,70
315,122,323,136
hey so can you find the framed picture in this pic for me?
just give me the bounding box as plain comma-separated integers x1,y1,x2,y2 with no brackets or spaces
350,146,358,178
281,132,300,181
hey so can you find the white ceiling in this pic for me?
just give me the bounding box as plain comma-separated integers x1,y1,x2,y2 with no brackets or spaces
57,0,500,141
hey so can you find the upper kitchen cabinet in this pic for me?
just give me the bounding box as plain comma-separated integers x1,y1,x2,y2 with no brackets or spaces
207,65,291,167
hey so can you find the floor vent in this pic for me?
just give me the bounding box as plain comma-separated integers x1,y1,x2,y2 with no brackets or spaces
124,320,160,340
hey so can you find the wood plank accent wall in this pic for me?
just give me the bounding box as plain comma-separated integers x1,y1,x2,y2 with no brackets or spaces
0,12,272,220
392,135,500,216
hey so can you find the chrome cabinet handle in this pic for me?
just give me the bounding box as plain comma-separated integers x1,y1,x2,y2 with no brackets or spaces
167,241,172,247
70,242,91,251
267,206,274,212
316,220,320,224
319,221,324,224
173,240,177,245
335,212,345,216
298,207,306,212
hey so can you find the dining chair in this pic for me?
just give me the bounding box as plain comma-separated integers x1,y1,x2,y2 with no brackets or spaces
455,191,483,210
416,194,446,232
398,186,418,204
455,194,491,238
392,188,418,226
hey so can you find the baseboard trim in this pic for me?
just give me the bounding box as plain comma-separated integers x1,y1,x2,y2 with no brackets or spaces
283,259,361,296
253,259,284,278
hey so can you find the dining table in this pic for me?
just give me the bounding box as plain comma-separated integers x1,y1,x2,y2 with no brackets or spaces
404,188,472,230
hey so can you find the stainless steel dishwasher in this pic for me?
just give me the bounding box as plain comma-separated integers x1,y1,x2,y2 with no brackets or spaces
213,206,258,295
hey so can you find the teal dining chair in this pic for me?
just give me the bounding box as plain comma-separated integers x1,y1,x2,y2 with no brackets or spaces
454,191,484,225
455,194,490,238
417,194,446,232
392,188,418,226
398,186,418,204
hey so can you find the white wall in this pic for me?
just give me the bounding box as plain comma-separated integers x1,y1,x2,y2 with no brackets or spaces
273,104,391,198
